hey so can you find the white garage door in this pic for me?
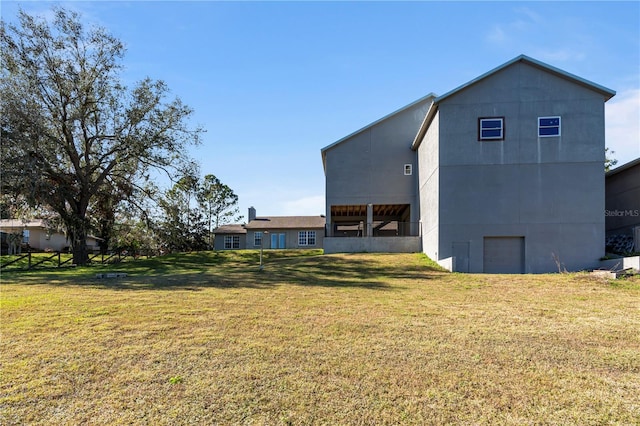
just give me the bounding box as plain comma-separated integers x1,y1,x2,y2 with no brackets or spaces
483,237,525,274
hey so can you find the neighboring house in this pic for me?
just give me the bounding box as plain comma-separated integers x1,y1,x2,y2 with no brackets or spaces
211,224,247,250
212,207,326,250
322,55,616,273
0,219,102,253
605,157,640,253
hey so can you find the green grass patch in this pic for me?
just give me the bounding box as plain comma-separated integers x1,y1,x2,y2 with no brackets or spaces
1,251,639,424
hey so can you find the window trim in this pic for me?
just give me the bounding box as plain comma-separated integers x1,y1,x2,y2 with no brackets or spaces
254,231,262,247
298,230,316,246
538,116,561,137
478,117,505,141
224,235,240,249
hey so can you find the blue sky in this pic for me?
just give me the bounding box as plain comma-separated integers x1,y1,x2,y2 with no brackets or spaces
3,1,639,219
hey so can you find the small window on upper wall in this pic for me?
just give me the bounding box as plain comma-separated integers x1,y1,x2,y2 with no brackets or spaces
478,117,504,141
404,164,412,175
538,116,561,137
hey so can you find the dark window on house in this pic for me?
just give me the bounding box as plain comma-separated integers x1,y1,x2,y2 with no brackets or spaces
224,235,240,249
404,164,412,175
298,231,316,246
538,116,561,137
254,232,262,247
478,117,504,141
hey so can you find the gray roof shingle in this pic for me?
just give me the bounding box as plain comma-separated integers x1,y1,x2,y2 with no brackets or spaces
212,224,247,234
244,216,326,230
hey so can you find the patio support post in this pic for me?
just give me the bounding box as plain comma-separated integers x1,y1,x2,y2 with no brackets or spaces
366,204,373,238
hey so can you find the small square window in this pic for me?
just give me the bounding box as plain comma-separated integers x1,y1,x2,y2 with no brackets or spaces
404,164,412,175
478,117,504,141
538,116,561,137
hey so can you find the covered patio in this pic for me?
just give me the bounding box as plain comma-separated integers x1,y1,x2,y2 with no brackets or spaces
324,204,421,253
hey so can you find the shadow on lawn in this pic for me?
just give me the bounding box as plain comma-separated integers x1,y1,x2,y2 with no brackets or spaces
2,251,446,291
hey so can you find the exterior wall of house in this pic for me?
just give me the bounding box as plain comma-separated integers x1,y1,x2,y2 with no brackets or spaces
324,99,431,229
324,236,420,253
32,230,68,251
213,233,247,250
605,159,640,236
434,62,607,273
417,110,440,262
0,224,99,252
247,228,325,250
214,229,325,250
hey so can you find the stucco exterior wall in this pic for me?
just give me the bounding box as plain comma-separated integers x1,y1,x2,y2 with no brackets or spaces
32,231,69,251
215,229,325,251
435,62,607,273
0,224,98,252
324,98,431,225
323,236,421,254
246,228,325,250
417,110,440,261
213,234,247,250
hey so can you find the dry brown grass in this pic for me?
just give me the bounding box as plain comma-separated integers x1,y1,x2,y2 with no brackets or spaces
1,251,639,425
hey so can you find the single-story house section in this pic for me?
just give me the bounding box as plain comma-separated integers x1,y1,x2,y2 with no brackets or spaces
212,207,326,250
605,157,640,254
0,219,102,253
211,224,247,250
322,54,617,273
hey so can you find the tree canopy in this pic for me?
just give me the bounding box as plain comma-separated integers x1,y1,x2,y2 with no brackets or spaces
152,174,241,252
0,7,202,264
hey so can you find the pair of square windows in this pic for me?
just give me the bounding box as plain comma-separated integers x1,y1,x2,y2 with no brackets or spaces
224,235,240,249
478,116,561,141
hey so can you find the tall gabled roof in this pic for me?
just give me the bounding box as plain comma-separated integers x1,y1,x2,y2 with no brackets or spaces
321,93,436,170
411,54,616,150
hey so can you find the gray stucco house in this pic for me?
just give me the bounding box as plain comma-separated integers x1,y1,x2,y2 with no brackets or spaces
322,55,616,273
212,207,325,250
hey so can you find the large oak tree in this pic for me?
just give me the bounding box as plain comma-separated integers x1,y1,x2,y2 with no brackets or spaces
1,7,202,264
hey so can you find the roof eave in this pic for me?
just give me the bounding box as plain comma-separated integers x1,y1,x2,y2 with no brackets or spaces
411,101,439,151
606,157,640,177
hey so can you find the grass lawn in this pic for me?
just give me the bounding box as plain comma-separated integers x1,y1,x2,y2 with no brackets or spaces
1,250,639,425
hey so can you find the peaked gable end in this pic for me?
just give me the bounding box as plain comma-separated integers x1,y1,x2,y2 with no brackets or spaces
412,55,616,150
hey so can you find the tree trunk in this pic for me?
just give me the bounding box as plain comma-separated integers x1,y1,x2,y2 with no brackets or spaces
72,239,89,265
71,224,89,265
66,208,90,266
